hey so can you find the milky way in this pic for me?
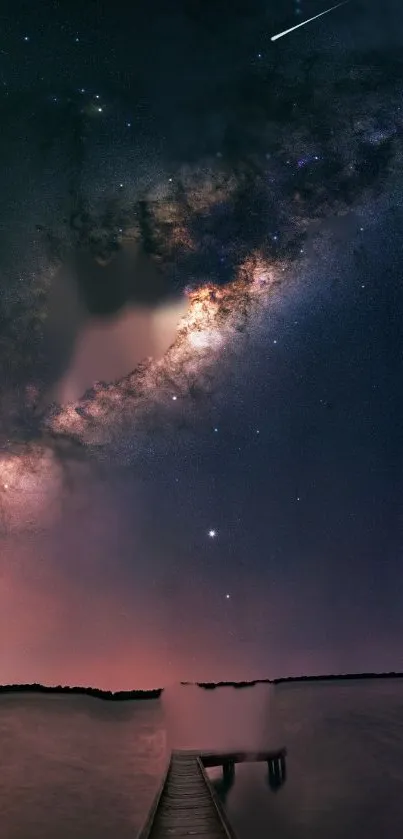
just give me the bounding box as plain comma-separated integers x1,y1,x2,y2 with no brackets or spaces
1,40,403,507
1,0,403,693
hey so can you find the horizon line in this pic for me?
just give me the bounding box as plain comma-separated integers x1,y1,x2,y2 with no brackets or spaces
2,670,403,694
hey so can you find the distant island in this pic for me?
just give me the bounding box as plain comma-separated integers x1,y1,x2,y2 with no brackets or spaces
191,679,270,690
3,672,403,700
180,671,403,690
273,671,403,684
0,683,163,701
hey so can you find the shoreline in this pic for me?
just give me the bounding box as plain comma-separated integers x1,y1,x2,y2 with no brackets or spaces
185,671,403,690
2,671,403,700
0,683,163,701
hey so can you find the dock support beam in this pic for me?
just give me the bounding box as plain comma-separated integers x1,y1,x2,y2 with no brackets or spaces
222,760,235,783
267,753,286,790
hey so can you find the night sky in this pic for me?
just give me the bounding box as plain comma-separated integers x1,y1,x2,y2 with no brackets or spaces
1,0,403,689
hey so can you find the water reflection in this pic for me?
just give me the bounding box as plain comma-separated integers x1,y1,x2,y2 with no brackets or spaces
3,679,403,839
162,682,284,754
211,772,235,807
210,752,288,810
0,693,166,839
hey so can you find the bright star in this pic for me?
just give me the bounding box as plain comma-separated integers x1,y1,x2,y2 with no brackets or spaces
208,529,216,538
225,593,231,599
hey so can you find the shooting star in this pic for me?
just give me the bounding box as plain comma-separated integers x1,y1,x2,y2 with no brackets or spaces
271,1,350,42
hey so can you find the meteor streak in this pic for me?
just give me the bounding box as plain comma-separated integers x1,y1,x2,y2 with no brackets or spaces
271,1,349,42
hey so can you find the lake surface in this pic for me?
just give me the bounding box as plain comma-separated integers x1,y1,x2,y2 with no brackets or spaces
1,679,403,838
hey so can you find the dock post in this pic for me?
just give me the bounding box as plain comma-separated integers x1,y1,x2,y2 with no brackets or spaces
280,752,286,780
222,760,235,784
267,754,286,791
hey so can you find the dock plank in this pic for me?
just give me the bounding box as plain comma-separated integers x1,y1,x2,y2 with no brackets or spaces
138,752,235,839
137,747,287,838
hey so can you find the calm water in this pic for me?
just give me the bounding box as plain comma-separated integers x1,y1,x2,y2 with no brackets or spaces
1,679,403,838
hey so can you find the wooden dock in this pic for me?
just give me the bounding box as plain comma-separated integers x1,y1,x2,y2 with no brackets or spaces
137,748,287,838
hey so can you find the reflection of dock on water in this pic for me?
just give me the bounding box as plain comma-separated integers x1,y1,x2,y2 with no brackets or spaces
137,747,287,838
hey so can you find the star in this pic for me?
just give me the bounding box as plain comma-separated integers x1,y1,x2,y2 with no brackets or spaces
208,529,217,538
225,593,231,599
